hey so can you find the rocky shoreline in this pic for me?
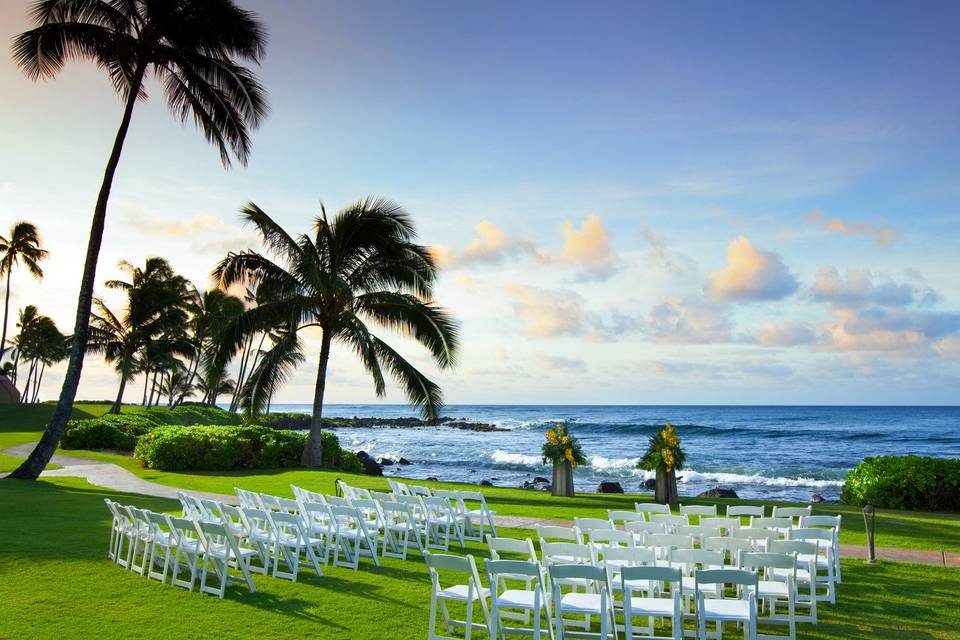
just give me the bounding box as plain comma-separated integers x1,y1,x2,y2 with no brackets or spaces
262,412,506,432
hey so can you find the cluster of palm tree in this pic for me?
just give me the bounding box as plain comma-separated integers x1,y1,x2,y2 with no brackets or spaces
0,221,48,361
7,306,69,403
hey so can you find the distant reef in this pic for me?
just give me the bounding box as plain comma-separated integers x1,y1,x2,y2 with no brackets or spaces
261,412,506,432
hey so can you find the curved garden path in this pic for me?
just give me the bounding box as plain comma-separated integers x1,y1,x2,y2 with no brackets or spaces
5,441,957,567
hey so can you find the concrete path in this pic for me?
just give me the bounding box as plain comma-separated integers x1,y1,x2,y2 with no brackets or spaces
6,442,958,567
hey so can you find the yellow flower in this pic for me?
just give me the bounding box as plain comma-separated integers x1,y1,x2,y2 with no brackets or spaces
564,448,575,467
546,430,557,444
663,448,675,471
562,435,570,444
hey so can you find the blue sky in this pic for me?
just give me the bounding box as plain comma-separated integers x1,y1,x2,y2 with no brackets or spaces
1,0,958,405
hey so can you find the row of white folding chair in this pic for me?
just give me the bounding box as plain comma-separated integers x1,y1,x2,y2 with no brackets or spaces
798,515,842,584
433,489,499,542
387,478,434,498
104,499,257,598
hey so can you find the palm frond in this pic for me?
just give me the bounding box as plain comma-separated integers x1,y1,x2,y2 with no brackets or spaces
370,336,443,422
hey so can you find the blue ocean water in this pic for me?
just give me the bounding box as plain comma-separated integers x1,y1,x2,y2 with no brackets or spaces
269,404,960,501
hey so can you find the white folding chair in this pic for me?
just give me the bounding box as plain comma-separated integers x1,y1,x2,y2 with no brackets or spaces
550,564,615,640
425,552,491,640
597,546,658,609
459,490,498,541
669,548,724,603
487,536,540,604
381,500,424,560
625,521,667,547
144,511,179,584
741,552,796,640
267,510,325,581
732,529,776,552
636,503,671,518
168,516,204,591
771,507,811,528
646,533,694,563
234,487,263,509
239,507,276,575
769,541,818,624
196,520,258,598
589,529,634,552
753,518,792,539
621,565,683,640
486,559,550,640
537,525,582,545
677,525,721,549
701,517,740,537
126,506,154,576
388,478,412,496
649,514,688,534
609,510,647,527
299,502,333,565
679,504,717,523
787,528,836,604
726,505,765,525
703,536,754,568
410,484,433,497
328,504,380,570
105,500,135,568
695,569,758,640
423,495,466,551
799,515,842,584
574,518,615,544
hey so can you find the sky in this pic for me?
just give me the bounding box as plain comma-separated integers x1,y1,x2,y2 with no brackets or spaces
1,0,959,406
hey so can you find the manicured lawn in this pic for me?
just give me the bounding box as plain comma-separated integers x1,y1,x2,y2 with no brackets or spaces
1,476,959,640
3,403,960,553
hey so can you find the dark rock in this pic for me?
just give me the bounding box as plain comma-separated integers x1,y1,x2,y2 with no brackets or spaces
356,450,371,462
533,476,550,484
359,455,383,477
697,487,738,499
398,457,412,465
641,478,656,491
522,479,552,491
378,457,395,466
479,479,494,487
811,494,824,503
597,481,625,494
426,476,439,482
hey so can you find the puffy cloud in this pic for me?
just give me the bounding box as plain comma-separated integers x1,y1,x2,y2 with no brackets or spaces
706,237,798,302
813,267,918,307
641,296,732,344
559,214,619,279
430,221,543,268
754,320,818,347
806,209,901,246
504,285,586,337
819,306,960,353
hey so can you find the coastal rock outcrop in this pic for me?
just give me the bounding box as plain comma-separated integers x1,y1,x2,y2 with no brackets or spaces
479,479,494,487
597,481,625,494
522,478,552,491
697,487,738,499
641,478,656,491
398,457,412,465
356,451,383,476
378,457,395,466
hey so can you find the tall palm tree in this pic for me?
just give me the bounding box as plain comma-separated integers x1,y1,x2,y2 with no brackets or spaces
214,198,460,467
13,305,67,403
9,0,268,480
183,287,244,406
0,222,48,359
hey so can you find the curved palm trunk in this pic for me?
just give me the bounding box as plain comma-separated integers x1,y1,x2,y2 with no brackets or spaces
9,66,146,480
111,377,127,414
302,331,331,468
1,269,11,360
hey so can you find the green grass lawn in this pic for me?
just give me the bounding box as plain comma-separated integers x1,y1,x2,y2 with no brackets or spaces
3,403,960,553
0,476,958,640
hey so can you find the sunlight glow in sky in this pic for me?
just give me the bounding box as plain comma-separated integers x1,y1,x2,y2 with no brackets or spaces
1,0,958,405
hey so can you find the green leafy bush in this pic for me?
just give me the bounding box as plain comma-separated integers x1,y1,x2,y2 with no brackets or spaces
134,425,306,471
61,405,241,451
842,455,960,512
139,405,244,426
319,430,363,474
259,412,312,430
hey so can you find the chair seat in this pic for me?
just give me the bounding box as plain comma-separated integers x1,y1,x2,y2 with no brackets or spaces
497,589,541,609
205,543,257,560
610,575,654,592
560,592,606,614
626,596,677,617
701,599,751,621
177,539,202,555
439,584,490,601
748,580,790,598
798,553,830,568
683,577,721,595
773,567,811,582
153,532,177,547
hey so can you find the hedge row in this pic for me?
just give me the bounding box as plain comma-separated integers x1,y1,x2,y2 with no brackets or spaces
133,424,362,473
841,455,960,512
62,405,242,451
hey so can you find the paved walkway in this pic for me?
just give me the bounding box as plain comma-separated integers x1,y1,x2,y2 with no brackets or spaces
6,443,958,568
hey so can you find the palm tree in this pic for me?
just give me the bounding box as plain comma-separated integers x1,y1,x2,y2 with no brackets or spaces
0,222,48,359
9,0,268,480
181,287,244,406
196,373,236,406
214,198,459,467
13,305,68,403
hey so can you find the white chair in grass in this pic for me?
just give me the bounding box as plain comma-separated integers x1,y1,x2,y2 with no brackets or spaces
769,541,819,624
328,504,381,570
753,517,792,539
589,529,634,553
143,511,179,583
636,503,672,518
677,525,721,548
487,535,541,613
459,490,498,541
259,493,283,512
382,500,425,560
126,506,155,576
609,509,647,527
538,524,582,545
740,552,797,640
299,502,334,565
387,478,411,496
370,489,396,504
649,514,688,534
732,528,776,552
168,516,204,591
703,536,754,568
596,546,658,611
799,515,842,583
646,533,693,563
486,559,550,640
351,497,385,539
422,495,466,551
625,521,667,546
239,507,278,574
701,517,740,537
410,484,433,497
694,569,759,640
771,506,811,528
549,563,616,640
424,552,491,640
540,542,594,594
104,500,135,568
267,510,325,580
234,487,262,509
787,528,836,604
620,565,683,640
195,520,258,598
726,505,765,525
679,504,717,524
574,517,615,544
669,548,724,603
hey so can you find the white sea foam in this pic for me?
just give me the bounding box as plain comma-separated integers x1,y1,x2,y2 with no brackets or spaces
677,469,846,488
588,455,641,471
491,450,544,466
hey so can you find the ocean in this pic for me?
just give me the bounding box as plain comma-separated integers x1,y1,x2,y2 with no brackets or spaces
268,404,960,501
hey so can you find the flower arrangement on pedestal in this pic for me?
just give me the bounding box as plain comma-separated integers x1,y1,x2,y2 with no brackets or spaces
542,423,587,497
638,421,686,506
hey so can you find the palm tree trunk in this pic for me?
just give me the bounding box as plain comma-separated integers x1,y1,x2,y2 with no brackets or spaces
0,269,11,360
141,372,149,406
111,376,127,414
9,64,147,480
11,348,20,384
302,331,331,468
32,361,45,402
23,358,36,400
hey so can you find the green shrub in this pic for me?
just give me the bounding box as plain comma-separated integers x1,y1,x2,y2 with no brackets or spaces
139,405,244,426
319,430,364,473
134,425,306,471
62,414,162,451
259,412,312,430
842,455,960,512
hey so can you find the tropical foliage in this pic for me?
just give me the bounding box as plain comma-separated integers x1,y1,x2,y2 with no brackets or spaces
212,198,460,467
542,423,587,468
842,455,960,512
9,0,268,480
10,305,69,403
639,421,686,473
0,222,47,360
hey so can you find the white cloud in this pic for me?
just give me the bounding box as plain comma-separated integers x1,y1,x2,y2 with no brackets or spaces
819,306,960,353
123,207,258,254
430,221,543,268
706,236,798,302
754,320,817,347
639,222,692,274
805,209,901,246
641,296,732,344
532,352,587,373
813,267,917,307
559,213,619,280
504,284,586,337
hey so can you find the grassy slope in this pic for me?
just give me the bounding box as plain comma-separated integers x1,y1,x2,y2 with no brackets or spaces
0,476,958,640
3,403,960,552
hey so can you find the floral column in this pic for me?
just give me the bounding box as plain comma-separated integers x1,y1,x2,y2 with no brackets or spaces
542,423,586,497
639,421,686,506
